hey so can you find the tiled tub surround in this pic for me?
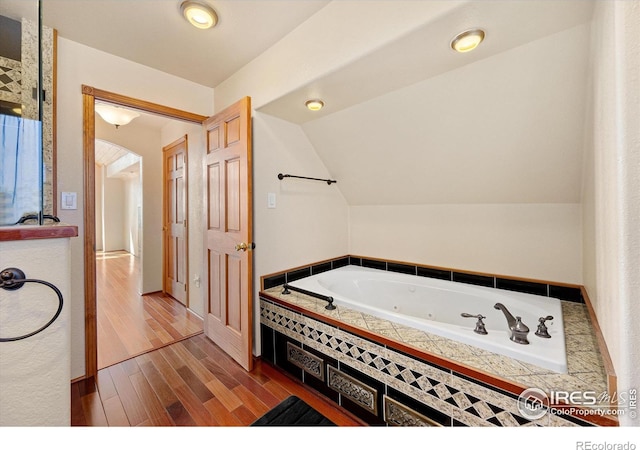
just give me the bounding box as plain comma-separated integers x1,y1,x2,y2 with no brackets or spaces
259,256,617,427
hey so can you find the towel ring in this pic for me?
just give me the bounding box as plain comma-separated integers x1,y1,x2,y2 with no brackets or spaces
0,267,64,342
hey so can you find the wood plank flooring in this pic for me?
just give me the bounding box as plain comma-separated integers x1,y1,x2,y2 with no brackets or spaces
72,333,364,427
82,251,363,427
97,251,203,370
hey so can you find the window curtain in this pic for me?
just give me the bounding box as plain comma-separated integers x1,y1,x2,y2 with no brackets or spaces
0,114,42,225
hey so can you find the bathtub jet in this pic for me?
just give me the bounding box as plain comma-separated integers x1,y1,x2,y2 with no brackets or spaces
287,265,568,374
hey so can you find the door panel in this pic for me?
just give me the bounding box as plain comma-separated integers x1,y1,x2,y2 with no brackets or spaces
163,136,188,305
226,158,241,232
207,164,221,229
208,249,222,318
203,97,253,371
227,256,242,331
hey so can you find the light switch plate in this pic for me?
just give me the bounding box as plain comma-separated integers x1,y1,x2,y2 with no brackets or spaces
61,192,77,210
267,192,276,209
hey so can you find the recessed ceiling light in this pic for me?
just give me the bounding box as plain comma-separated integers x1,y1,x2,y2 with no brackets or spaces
451,29,485,53
181,1,218,29
305,99,324,111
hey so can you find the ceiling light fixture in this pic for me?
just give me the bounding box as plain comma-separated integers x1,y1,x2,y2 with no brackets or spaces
181,1,218,29
305,99,325,111
451,29,485,53
95,104,140,129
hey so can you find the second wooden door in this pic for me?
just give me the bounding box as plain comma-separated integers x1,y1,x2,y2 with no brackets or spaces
163,136,188,305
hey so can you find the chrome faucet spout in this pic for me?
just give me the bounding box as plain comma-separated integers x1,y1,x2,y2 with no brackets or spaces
494,303,516,328
494,302,529,345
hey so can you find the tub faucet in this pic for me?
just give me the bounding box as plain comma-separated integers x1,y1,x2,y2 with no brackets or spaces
494,303,529,345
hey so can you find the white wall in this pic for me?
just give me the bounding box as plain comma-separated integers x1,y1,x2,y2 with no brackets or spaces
350,204,582,284
102,173,125,252
584,0,640,427
252,113,350,273
55,37,213,379
123,175,142,256
297,24,589,287
251,113,349,353
0,237,71,426
95,161,141,255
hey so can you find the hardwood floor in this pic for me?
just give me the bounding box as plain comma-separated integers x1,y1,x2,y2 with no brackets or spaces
96,251,203,370
72,333,364,427
84,250,363,427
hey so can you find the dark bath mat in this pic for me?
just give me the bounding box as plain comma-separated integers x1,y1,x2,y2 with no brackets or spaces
251,395,336,426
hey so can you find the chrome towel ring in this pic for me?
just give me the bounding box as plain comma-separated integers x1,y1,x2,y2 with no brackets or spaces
0,267,64,342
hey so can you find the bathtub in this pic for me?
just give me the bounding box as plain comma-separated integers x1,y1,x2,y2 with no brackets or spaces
287,265,568,373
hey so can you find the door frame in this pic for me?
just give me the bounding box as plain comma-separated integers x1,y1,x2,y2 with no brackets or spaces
81,85,206,379
162,135,189,306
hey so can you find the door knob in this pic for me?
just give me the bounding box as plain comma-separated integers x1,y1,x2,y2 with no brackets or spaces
235,242,248,252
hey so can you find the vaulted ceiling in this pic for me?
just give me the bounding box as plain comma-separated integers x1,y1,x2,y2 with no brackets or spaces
299,22,592,205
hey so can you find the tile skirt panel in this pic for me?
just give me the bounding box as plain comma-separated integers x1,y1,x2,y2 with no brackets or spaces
260,298,589,427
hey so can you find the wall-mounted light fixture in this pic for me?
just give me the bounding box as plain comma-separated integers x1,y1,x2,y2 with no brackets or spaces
181,1,218,29
305,99,325,111
95,103,140,129
450,29,485,53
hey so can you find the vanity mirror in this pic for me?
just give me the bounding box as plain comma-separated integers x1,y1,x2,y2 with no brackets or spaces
0,0,56,226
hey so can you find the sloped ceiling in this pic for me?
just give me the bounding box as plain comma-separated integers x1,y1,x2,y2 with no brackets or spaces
301,23,590,205
257,1,594,206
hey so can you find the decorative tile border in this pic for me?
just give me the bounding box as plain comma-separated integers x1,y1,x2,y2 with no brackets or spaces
261,298,598,427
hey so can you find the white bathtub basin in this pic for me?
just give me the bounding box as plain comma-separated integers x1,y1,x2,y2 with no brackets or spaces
288,265,568,373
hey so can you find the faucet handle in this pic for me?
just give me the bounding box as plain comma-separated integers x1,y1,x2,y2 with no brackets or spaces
535,315,553,338
461,313,488,335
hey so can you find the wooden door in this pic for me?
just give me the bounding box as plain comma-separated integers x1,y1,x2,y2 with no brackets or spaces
203,97,253,371
163,136,188,305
